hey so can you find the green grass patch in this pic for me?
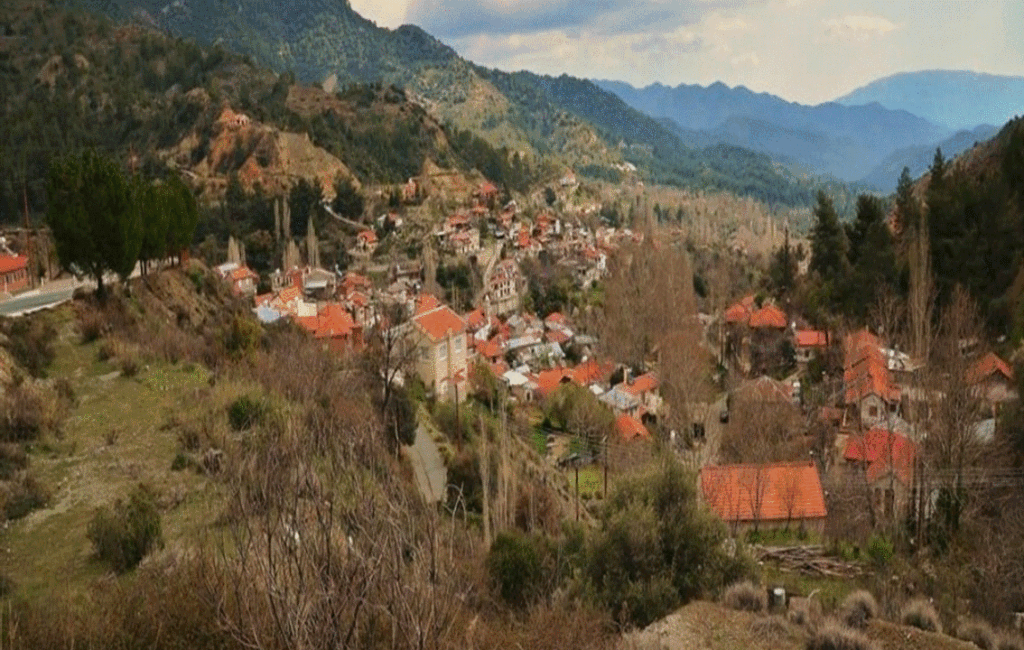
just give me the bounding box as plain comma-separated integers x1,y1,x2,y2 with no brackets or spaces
566,465,605,499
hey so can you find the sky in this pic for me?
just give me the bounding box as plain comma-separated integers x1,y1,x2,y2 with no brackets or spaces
347,0,1024,105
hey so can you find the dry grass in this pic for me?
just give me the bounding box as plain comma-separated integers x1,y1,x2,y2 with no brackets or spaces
958,620,997,650
807,621,877,650
901,598,943,634
840,590,878,630
723,580,767,612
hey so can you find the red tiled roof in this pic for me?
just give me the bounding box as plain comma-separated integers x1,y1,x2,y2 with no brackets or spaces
700,461,827,523
477,337,503,360
749,304,788,329
276,286,302,305
622,372,659,396
615,414,652,442
844,429,916,485
413,305,466,341
357,230,378,244
415,293,442,315
571,359,615,386
968,352,1013,384
465,308,487,330
0,254,28,274
230,265,258,281
795,330,828,348
545,311,568,326
724,295,755,324
545,329,571,345
254,293,273,307
844,329,899,404
535,367,574,396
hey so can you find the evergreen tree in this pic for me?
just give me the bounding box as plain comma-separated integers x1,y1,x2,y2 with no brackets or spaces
332,175,363,220
809,191,848,281
46,150,142,296
288,177,323,237
162,173,199,265
767,226,797,297
848,194,897,319
134,176,168,275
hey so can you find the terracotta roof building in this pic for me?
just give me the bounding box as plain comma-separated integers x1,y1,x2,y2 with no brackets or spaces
0,254,29,294
700,461,827,533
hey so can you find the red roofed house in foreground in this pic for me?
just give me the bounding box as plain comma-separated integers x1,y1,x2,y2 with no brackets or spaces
0,254,29,294
794,330,828,365
296,303,362,352
700,461,827,534
843,428,917,519
410,304,468,402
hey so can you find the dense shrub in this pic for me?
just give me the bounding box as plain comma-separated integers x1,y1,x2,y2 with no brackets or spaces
958,621,997,650
840,590,878,630
806,621,877,650
722,580,766,612
227,394,266,431
87,485,163,573
866,534,893,568
1,472,50,520
487,531,546,608
900,598,942,633
1,316,56,378
585,460,750,628
0,384,65,442
0,443,29,480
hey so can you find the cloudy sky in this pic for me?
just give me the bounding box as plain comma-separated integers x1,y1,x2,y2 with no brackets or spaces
348,0,1024,105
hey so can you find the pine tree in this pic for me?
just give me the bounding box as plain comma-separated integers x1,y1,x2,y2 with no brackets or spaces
809,191,848,281
46,150,142,296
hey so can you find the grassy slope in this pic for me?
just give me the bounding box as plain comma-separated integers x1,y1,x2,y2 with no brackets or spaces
2,316,224,598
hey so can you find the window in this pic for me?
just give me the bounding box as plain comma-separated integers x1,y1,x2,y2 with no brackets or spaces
453,334,464,350
437,342,447,360
868,405,878,418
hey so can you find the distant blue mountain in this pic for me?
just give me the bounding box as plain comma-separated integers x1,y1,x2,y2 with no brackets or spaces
836,70,1024,131
594,79,951,182
857,124,999,191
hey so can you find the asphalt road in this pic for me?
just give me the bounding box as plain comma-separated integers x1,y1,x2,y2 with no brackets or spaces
406,424,447,504
0,279,81,317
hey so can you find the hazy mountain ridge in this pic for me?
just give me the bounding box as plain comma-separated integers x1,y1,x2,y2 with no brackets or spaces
859,124,1000,191
836,70,1024,131
593,78,952,183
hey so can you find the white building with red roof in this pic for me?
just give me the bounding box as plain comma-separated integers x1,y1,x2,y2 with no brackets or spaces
410,304,468,402
0,253,29,294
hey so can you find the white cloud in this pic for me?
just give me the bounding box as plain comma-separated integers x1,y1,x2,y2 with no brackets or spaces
730,51,760,67
822,14,899,41
349,0,408,28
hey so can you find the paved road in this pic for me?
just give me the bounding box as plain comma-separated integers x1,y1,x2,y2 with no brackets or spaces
0,279,81,317
406,424,447,503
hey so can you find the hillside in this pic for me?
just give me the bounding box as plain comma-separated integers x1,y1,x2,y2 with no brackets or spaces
77,0,833,207
900,115,1024,329
594,79,951,183
0,0,494,223
837,70,1024,131
859,124,999,191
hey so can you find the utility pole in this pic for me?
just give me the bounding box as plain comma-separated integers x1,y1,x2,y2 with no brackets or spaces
575,461,579,522
603,435,609,499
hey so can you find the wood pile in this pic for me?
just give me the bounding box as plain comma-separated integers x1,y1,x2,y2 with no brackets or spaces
754,545,864,578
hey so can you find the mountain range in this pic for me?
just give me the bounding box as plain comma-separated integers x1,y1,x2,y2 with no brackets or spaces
76,0,862,208
593,75,1017,191
837,70,1024,131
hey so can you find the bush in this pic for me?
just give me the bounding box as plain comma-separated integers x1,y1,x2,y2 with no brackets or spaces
170,452,189,471
1,472,50,520
900,598,942,633
723,580,766,612
840,590,878,630
0,443,29,480
806,621,877,650
0,384,65,442
87,485,163,573
585,460,751,628
228,394,266,431
2,317,56,378
866,534,893,568
487,531,546,608
959,621,997,650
